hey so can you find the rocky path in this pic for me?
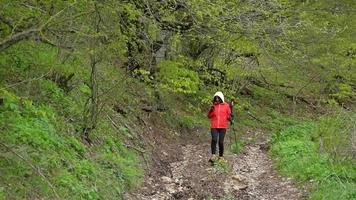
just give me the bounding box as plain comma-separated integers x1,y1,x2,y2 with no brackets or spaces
125,129,306,200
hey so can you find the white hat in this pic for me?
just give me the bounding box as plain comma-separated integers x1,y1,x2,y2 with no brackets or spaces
214,91,224,103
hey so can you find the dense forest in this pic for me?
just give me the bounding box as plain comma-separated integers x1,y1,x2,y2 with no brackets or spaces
0,0,355,199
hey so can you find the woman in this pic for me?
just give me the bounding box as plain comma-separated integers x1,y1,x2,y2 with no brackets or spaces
207,91,231,162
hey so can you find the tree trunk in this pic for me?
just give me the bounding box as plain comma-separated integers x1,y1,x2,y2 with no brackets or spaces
154,30,169,64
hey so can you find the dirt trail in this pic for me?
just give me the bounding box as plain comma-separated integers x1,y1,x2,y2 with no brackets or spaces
125,128,306,200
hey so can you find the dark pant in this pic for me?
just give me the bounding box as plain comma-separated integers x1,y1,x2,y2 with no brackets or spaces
211,128,226,157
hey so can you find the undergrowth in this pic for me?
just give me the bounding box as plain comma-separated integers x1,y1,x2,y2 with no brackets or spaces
0,88,143,199
271,112,356,200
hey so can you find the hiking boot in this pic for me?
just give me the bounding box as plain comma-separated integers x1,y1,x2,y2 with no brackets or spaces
209,154,217,163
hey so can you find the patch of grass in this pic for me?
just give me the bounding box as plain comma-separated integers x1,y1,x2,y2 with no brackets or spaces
271,121,356,200
313,112,355,160
310,179,356,200
212,158,231,173
265,109,299,132
230,140,245,154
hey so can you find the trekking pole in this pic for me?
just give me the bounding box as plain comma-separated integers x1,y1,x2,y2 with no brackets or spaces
229,99,237,146
232,121,237,145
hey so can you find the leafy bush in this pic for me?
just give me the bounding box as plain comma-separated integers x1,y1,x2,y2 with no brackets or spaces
157,60,201,94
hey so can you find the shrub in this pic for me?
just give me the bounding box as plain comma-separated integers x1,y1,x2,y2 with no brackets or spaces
157,60,201,94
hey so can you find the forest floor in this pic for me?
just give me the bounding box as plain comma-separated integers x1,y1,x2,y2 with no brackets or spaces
125,127,308,200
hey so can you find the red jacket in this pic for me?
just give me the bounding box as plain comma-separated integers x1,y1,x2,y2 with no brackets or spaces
207,103,231,128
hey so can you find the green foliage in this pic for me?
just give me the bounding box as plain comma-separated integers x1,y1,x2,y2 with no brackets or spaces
251,86,286,109
162,105,208,131
132,69,153,83
271,122,356,200
1,0,355,199
1,89,64,151
176,115,197,129
230,140,245,154
157,60,201,94
313,111,355,159
212,159,231,174
265,109,299,132
0,187,4,200
0,88,143,199
272,122,315,144
329,83,355,104
310,179,356,200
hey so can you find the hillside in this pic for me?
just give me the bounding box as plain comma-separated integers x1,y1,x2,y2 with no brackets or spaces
0,0,355,199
